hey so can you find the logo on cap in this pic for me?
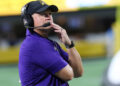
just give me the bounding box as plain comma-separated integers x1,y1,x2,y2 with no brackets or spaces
40,0,45,5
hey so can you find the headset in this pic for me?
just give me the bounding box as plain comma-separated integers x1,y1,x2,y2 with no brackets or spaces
21,3,34,29
21,3,51,31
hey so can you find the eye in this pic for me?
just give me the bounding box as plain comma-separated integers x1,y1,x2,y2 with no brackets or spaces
44,13,51,17
38,13,44,16
38,12,52,17
49,13,52,15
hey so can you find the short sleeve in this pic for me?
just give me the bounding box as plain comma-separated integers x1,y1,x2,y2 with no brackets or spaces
31,40,68,74
55,42,69,62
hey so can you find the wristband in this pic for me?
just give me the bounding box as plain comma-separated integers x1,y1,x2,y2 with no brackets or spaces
65,41,75,49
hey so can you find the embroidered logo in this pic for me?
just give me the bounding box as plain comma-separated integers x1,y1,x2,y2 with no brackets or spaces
40,0,45,5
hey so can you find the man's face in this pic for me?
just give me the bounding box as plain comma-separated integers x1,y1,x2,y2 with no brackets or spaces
32,10,53,37
32,10,53,27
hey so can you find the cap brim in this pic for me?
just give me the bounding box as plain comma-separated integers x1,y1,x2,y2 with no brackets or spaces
36,5,58,13
48,5,58,12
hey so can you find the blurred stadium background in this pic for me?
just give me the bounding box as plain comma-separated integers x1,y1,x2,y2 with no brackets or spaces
0,0,120,86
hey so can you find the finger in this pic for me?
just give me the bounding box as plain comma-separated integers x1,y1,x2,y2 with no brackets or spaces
51,23,61,29
45,25,52,29
54,30,61,34
54,29,62,32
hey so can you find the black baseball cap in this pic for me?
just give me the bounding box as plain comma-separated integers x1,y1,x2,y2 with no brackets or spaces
24,1,58,15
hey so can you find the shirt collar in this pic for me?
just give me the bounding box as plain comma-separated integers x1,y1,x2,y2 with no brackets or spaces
26,29,48,39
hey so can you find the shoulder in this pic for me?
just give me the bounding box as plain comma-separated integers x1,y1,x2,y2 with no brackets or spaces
27,36,54,48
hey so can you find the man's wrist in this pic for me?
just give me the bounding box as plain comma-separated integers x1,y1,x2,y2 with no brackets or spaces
65,41,75,49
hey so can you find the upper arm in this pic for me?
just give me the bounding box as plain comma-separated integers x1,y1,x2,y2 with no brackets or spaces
55,64,74,81
31,41,71,74
31,40,74,81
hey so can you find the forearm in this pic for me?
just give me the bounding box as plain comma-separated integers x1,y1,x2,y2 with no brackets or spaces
51,24,83,77
67,47,83,77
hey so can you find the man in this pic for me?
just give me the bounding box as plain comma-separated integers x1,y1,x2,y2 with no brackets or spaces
19,0,83,86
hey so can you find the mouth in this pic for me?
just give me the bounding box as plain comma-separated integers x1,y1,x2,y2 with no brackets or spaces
42,22,51,27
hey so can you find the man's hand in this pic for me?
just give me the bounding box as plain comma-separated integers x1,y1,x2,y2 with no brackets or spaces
51,23,71,45
51,22,84,78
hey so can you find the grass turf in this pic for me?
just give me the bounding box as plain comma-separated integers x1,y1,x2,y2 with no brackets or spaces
0,58,110,86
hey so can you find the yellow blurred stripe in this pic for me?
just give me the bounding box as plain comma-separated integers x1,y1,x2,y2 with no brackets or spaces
0,40,106,64
0,46,19,64
0,0,77,16
60,40,106,57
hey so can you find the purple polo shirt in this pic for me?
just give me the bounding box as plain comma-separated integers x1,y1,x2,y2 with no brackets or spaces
19,30,69,86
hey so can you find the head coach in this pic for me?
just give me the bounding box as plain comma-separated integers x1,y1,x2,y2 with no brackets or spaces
18,0,84,86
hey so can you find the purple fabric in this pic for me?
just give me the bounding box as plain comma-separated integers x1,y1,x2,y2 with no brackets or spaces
19,30,69,86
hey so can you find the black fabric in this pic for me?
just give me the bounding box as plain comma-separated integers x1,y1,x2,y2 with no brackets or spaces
21,0,58,32
25,1,58,15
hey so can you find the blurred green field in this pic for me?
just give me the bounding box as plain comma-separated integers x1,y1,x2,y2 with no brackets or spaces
0,58,110,86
